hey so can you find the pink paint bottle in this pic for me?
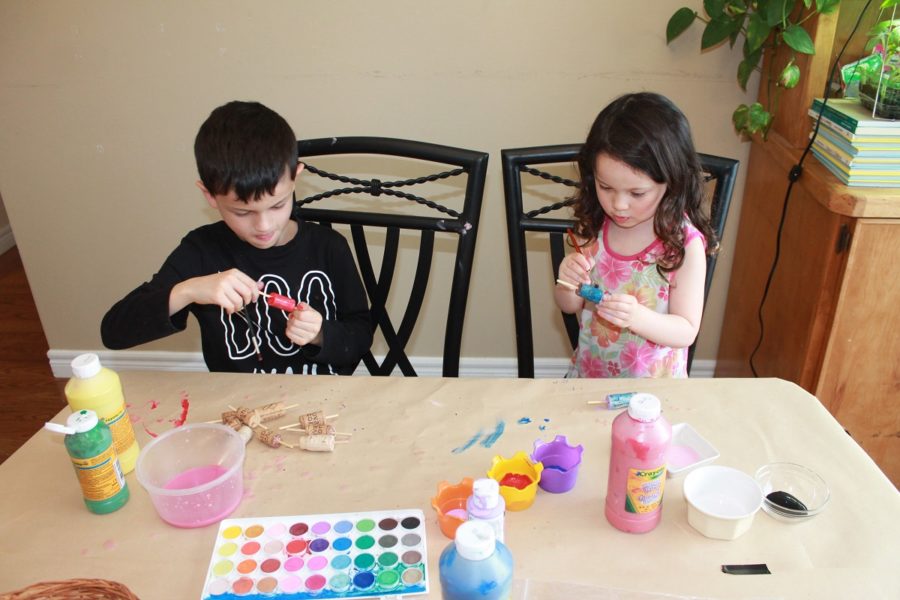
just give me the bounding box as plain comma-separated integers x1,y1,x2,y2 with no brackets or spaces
604,393,671,533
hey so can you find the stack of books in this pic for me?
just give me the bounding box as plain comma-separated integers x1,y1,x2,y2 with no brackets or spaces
808,98,900,187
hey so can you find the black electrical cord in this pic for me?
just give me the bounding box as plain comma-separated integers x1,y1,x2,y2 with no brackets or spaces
748,0,875,377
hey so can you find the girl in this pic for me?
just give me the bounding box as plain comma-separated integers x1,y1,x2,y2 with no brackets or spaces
555,92,716,378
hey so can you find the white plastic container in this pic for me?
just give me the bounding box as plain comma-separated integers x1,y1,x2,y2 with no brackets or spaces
683,465,762,540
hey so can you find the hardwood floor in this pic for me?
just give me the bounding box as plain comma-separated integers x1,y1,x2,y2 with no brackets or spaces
0,246,67,464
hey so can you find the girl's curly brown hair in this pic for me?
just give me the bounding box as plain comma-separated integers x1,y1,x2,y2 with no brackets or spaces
571,92,717,273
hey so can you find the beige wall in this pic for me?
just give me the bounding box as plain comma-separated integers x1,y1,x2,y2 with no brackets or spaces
0,1,754,366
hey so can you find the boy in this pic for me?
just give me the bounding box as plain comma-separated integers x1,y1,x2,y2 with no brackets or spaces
101,101,372,375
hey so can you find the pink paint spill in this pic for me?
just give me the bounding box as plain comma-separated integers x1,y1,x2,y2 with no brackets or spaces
172,397,190,427
103,539,117,551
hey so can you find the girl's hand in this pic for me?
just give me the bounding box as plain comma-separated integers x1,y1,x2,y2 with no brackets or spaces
557,252,594,287
285,303,324,347
594,293,646,330
170,269,260,315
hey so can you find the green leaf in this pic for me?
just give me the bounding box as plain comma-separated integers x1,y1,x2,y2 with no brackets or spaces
767,0,794,27
701,18,737,49
667,8,698,43
704,0,728,18
748,102,773,133
732,104,750,133
779,61,801,88
816,0,841,14
738,49,763,90
882,0,900,10
783,23,816,54
746,12,772,53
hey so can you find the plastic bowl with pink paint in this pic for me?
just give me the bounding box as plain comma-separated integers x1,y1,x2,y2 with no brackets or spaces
666,422,719,477
135,423,245,528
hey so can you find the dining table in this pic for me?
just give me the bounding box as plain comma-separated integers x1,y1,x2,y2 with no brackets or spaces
0,372,897,599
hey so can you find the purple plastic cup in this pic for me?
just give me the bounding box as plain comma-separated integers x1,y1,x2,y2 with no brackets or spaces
532,435,584,493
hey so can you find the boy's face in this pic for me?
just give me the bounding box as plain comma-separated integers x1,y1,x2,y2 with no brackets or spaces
198,164,303,250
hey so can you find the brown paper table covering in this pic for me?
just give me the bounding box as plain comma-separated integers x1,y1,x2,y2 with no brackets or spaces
0,373,897,599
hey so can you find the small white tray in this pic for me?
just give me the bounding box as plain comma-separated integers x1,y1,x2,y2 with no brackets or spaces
667,422,719,477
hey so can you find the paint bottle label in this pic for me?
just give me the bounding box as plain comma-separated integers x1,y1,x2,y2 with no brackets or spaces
70,444,127,502
625,465,666,513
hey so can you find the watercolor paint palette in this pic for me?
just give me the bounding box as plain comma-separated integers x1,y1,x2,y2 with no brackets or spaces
201,509,429,599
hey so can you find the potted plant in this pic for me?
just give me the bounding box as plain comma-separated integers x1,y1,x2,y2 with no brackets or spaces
667,0,842,139
857,1,900,119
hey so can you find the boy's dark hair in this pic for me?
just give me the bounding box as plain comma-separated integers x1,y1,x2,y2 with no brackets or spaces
194,101,297,202
572,92,716,272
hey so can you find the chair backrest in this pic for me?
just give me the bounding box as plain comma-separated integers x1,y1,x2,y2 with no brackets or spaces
502,144,739,378
295,137,488,377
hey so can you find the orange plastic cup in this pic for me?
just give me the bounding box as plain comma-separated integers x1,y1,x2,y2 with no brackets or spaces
487,451,544,511
431,477,474,538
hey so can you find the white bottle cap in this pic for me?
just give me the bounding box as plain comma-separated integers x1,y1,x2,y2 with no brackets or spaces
66,409,99,433
469,478,503,517
71,353,102,379
627,393,661,422
454,520,496,561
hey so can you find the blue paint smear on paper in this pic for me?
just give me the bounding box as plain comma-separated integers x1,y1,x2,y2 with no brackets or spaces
451,430,483,454
480,421,506,448
517,417,532,425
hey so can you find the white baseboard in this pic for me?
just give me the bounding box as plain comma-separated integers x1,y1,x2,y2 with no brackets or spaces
0,225,15,255
48,349,716,379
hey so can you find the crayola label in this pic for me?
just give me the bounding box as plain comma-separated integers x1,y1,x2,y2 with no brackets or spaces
624,465,666,513
70,446,126,502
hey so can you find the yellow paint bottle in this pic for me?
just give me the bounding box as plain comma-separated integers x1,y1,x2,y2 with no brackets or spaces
64,353,140,474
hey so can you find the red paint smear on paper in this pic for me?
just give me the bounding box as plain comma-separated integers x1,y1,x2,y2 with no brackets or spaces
143,424,158,438
499,472,532,489
173,397,190,427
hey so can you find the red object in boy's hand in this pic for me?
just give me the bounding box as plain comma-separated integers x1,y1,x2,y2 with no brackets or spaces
266,293,298,312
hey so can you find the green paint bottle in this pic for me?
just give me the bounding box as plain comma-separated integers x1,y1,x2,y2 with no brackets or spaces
46,409,130,514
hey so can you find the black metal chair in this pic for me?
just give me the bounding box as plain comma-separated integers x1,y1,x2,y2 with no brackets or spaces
295,137,488,377
502,144,739,378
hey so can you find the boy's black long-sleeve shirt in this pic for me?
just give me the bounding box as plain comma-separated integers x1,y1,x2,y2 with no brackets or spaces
101,219,372,375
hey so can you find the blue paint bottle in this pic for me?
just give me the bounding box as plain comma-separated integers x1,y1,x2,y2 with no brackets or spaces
439,520,513,600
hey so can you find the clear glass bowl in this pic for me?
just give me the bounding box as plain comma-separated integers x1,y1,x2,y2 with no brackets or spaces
755,462,830,522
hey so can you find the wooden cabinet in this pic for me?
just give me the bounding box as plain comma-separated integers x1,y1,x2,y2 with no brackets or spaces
716,1,899,486
716,131,900,486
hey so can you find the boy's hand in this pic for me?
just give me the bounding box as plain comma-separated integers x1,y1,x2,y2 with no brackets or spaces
170,269,261,316
594,293,646,330
285,303,324,347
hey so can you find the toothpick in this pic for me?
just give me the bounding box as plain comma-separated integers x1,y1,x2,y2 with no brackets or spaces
205,418,223,424
280,441,295,449
586,399,608,405
556,278,577,291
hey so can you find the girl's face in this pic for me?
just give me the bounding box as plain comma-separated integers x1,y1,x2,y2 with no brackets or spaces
593,153,667,231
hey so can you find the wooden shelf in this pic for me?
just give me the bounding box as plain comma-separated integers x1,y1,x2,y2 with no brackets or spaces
767,130,900,218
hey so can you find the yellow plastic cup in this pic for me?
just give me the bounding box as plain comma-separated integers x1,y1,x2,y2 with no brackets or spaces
487,451,544,511
431,477,474,538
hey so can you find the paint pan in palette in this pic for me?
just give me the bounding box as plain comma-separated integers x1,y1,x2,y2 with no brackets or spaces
201,509,428,599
